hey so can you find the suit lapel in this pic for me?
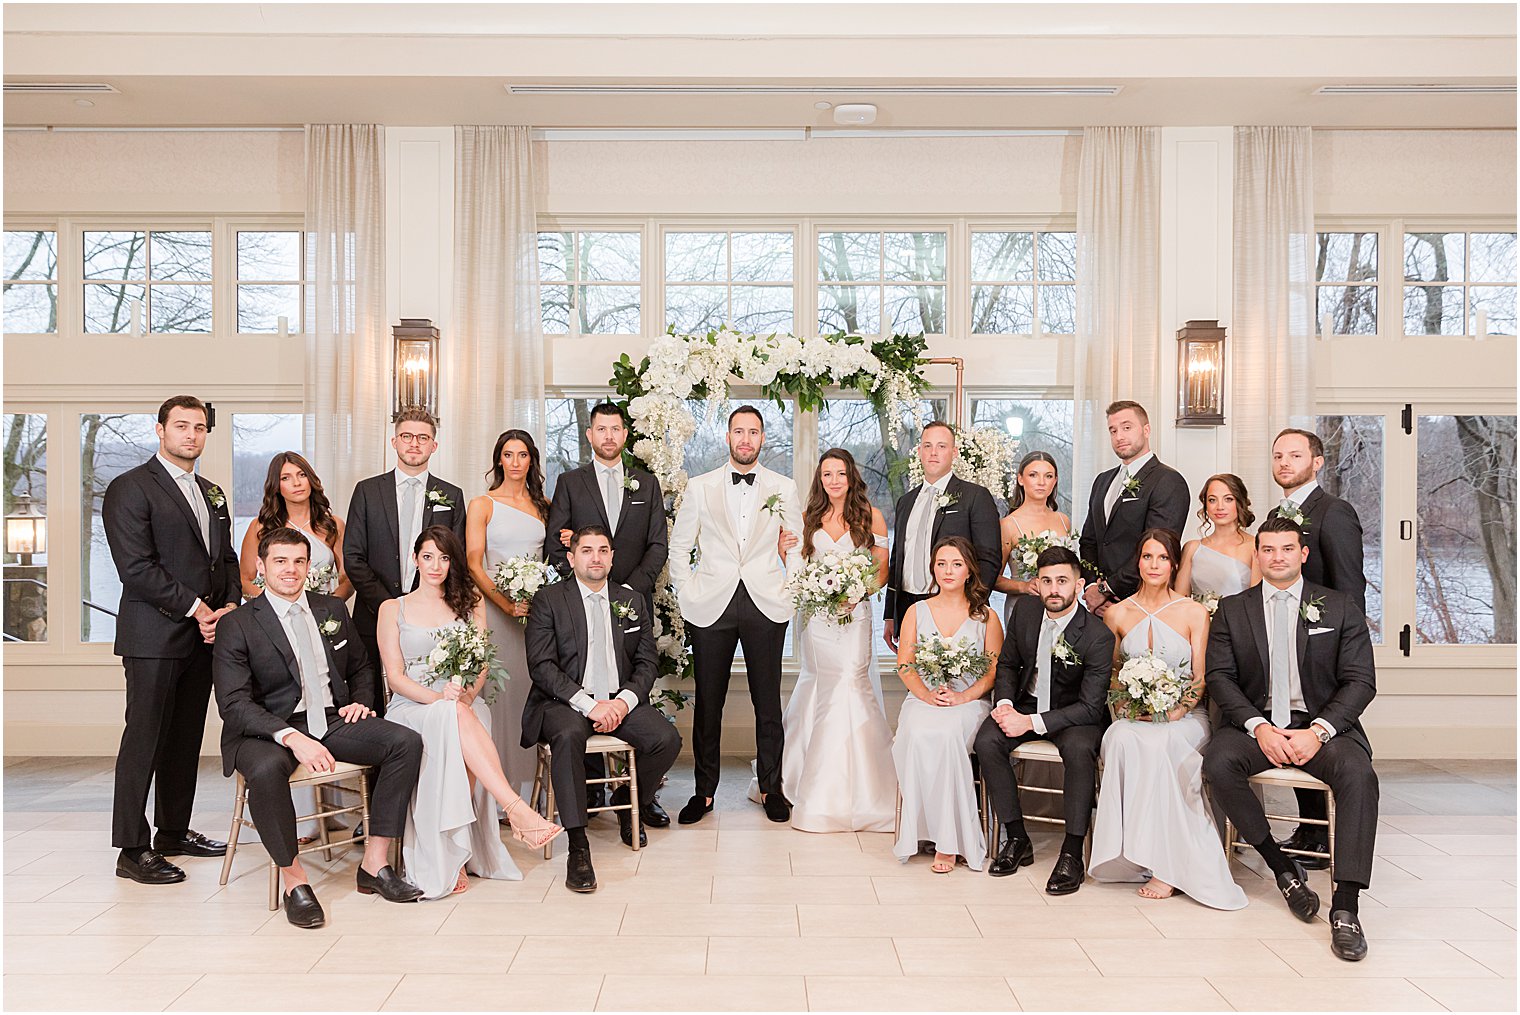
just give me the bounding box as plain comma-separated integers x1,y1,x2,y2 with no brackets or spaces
706,470,739,548
580,465,613,530
614,473,639,538
251,595,300,685
609,586,633,682
741,467,774,549
931,477,960,540
566,581,589,680
309,599,343,695
1242,584,1272,676
377,471,401,557
195,474,222,554
148,459,210,557
1092,465,1116,533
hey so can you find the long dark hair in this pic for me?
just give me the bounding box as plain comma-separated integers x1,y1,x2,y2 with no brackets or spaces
485,429,550,522
1196,473,1255,534
931,536,991,621
1009,451,1060,512
257,451,339,549
802,449,874,558
1135,527,1184,590
413,525,480,619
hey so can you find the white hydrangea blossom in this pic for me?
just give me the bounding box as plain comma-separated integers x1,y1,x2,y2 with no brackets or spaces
491,556,560,624
1112,651,1190,720
785,547,881,626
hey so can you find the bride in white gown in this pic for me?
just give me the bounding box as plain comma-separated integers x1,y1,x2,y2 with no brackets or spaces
1090,529,1246,909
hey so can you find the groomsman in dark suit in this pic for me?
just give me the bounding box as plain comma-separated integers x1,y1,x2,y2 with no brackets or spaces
975,546,1115,895
343,408,467,715
884,421,1002,652
523,526,682,893
1080,400,1190,616
104,395,240,884
1202,515,1378,962
1268,426,1368,863
214,527,425,927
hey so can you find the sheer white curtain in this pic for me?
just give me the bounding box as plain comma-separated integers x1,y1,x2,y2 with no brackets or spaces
451,126,543,496
304,124,387,511
1233,126,1315,507
1074,127,1162,504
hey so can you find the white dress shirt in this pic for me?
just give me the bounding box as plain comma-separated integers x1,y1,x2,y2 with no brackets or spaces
594,460,624,529
157,453,209,619
724,465,758,552
1280,478,1319,509
997,600,1082,735
1245,576,1335,739
397,468,429,585
904,472,953,595
268,591,335,747
569,578,640,718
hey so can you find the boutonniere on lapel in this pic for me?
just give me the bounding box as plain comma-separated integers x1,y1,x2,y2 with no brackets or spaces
611,600,638,623
1051,634,1081,666
1277,502,1310,530
934,490,960,511
205,485,226,510
762,493,785,518
622,474,640,493
425,488,455,509
1299,594,1326,625
318,618,342,638
1121,473,1143,499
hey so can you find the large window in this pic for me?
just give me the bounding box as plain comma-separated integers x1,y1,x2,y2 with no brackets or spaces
539,231,641,336
83,229,214,334
80,413,157,642
1416,414,1516,644
665,231,793,335
232,414,303,552
4,230,58,334
4,413,49,642
816,396,947,532
970,231,1077,335
970,397,1076,514
1404,231,1517,336
1315,231,1379,336
1316,415,1386,642
542,397,607,493
818,231,946,336
236,231,307,333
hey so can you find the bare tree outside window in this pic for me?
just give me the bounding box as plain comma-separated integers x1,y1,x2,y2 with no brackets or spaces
666,231,793,335
1315,232,1378,335
970,231,1076,335
1404,231,1516,337
1317,414,1385,641
82,229,213,334
819,231,945,336
79,413,158,642
3,413,48,642
537,231,640,335
4,230,58,333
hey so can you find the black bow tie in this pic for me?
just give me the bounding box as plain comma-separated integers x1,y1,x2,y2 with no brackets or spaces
731,471,755,486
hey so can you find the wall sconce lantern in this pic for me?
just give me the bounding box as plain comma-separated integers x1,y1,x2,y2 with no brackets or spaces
5,492,47,566
392,319,440,422
1176,319,1226,427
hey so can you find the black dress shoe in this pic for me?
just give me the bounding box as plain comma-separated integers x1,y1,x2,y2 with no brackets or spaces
987,835,1035,877
116,848,186,885
356,864,424,902
1274,859,1321,922
641,798,671,828
283,884,326,929
1045,852,1086,895
1329,909,1368,962
762,793,792,823
566,846,597,893
1278,829,1331,870
677,795,713,825
152,830,228,858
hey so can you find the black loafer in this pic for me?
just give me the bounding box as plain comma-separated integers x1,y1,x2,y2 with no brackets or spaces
1275,859,1321,922
987,835,1035,877
283,884,325,929
1329,909,1368,961
1279,828,1331,870
762,793,792,823
116,848,186,885
677,795,713,825
641,798,671,828
566,846,597,893
152,830,228,858
356,864,424,902
611,790,648,848
1045,852,1086,895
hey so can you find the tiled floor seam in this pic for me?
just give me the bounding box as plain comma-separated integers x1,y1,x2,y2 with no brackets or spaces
163,971,207,1012
1406,975,1459,1011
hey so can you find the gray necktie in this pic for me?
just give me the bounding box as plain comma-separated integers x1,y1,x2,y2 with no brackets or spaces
601,467,621,532
400,478,421,589
288,602,328,740
587,592,614,700
1035,617,1057,713
1279,498,1295,515
180,473,210,549
1270,590,1294,727
1103,465,1129,520
909,485,939,592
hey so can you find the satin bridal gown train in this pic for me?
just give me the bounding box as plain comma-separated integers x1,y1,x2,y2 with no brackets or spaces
1088,597,1247,910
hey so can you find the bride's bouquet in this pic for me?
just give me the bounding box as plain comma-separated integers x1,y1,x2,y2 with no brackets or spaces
899,632,995,690
1011,530,1080,580
1108,651,1195,722
418,620,508,703
491,556,560,624
786,547,881,626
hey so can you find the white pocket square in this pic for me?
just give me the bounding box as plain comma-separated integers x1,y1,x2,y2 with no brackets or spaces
430,504,452,512
333,639,348,649
623,626,642,633
943,508,960,515
1308,627,1335,636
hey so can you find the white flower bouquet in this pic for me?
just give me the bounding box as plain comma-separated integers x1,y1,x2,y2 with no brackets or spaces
786,547,881,626
1011,530,1081,580
1192,590,1221,616
304,562,337,594
1109,650,1195,722
491,555,560,625
900,632,995,690
418,620,508,703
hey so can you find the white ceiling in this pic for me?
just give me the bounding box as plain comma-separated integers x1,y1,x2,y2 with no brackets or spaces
4,2,1515,129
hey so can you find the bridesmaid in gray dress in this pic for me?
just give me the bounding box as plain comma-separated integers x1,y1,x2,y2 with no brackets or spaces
1177,473,1261,601
467,429,550,798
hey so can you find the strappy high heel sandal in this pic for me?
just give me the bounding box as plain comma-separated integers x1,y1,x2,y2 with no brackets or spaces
505,798,562,850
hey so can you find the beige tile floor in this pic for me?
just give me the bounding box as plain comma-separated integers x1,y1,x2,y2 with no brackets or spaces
2,756,1515,1012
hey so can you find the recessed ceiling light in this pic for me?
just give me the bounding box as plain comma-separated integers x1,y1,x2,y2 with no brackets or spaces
814,101,832,110
74,99,94,108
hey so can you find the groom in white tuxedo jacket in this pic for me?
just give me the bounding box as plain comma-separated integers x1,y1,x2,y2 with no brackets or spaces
668,405,802,824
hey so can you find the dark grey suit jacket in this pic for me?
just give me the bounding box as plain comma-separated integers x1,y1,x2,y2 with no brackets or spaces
885,475,1002,621
1080,455,1191,601
343,470,468,636
1269,486,1367,615
544,462,667,597
992,594,1115,734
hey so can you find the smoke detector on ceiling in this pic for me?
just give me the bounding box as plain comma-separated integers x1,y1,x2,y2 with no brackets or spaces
832,103,877,126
